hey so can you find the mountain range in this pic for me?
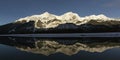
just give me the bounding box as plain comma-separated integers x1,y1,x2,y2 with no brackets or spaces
0,12,120,34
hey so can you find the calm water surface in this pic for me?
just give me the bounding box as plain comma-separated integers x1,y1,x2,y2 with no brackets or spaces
0,37,120,60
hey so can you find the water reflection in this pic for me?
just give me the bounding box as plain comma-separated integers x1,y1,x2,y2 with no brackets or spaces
0,37,120,56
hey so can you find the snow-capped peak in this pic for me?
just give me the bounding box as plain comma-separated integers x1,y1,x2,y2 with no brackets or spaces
41,12,50,16
15,12,117,28
60,12,81,20
39,12,56,18
83,14,112,21
62,12,80,17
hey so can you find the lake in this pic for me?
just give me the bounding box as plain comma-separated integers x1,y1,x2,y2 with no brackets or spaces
0,37,120,60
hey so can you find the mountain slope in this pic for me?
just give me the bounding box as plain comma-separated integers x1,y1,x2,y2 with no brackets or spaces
0,12,120,34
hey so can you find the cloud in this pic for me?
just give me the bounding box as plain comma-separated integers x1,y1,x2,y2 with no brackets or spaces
103,0,120,8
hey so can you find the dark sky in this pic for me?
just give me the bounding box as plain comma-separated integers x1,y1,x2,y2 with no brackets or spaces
0,0,120,25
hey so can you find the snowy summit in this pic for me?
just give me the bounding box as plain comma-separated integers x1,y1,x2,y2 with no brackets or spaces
0,12,120,34
15,12,117,28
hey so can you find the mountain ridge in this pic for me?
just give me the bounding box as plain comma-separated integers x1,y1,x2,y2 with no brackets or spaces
15,12,120,28
0,12,120,34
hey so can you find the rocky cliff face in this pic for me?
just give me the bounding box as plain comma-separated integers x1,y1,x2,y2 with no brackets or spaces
0,12,120,34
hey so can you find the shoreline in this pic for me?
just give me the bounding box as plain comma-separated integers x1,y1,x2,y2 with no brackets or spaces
0,32,120,37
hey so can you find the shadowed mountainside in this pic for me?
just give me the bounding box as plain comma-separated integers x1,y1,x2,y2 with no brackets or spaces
0,12,120,34
0,21,120,34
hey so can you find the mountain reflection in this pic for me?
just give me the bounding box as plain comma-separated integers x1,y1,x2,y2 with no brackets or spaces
0,37,120,56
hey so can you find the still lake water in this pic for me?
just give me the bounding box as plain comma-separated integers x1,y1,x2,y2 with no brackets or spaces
0,37,120,60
